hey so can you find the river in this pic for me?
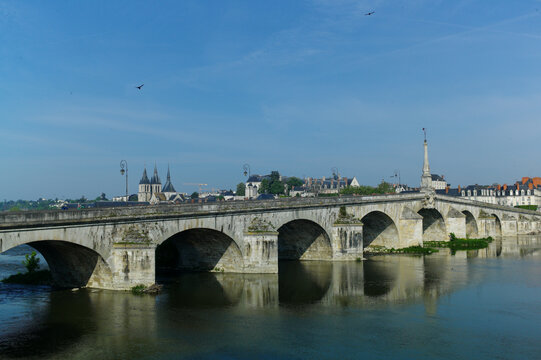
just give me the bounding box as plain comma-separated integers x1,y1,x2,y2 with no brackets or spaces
1,237,540,359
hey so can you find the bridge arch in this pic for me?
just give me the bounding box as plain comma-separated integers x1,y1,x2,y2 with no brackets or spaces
277,219,332,260
462,210,478,238
490,214,502,236
1,240,113,289
361,211,399,248
155,228,244,276
418,208,447,242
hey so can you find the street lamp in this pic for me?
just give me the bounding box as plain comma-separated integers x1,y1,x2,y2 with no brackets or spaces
243,164,251,178
120,160,128,201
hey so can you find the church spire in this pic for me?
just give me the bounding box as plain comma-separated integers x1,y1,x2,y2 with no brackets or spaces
151,162,161,185
420,128,433,192
162,164,176,193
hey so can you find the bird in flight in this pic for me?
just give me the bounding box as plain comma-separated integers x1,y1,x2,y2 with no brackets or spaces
365,11,375,16
135,84,144,90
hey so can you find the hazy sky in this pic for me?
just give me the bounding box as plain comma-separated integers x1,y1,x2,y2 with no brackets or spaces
2,0,541,200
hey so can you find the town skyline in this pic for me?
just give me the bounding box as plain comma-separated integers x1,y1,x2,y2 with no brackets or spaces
2,1,541,199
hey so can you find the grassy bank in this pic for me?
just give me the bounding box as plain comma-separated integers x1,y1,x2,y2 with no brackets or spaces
1,270,52,285
365,245,438,255
424,233,494,251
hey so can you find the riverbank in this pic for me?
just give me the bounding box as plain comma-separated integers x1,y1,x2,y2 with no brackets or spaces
1,270,51,285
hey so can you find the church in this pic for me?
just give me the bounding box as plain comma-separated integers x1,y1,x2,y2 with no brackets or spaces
138,165,183,204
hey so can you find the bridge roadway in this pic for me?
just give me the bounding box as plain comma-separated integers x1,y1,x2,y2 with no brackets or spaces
0,193,539,290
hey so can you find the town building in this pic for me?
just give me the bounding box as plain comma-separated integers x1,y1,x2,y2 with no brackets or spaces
245,174,273,199
305,175,360,195
454,177,541,208
431,174,448,190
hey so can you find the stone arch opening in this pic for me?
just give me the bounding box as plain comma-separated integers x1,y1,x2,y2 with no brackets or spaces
462,210,478,238
491,214,502,236
418,208,447,242
361,211,399,248
156,228,244,278
277,219,332,260
1,241,112,289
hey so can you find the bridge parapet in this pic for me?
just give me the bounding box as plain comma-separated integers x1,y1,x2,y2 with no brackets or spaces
0,194,426,229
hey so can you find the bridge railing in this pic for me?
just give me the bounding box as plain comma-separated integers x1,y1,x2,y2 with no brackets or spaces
435,194,541,216
0,193,425,229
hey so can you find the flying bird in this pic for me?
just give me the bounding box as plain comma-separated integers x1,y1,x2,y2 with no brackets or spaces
365,11,375,16
135,84,144,90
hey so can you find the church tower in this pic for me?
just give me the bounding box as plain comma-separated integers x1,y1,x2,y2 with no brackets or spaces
138,166,151,201
420,129,434,193
150,164,162,194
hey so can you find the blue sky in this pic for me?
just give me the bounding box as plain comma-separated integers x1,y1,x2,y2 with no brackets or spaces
1,0,541,200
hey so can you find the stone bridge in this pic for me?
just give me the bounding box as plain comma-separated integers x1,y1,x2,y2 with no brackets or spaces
0,194,539,290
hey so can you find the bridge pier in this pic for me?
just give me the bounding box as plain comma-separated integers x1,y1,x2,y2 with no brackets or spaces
517,215,536,234
110,243,156,290
242,231,278,273
478,217,500,237
331,224,363,260
398,207,423,247
501,216,518,236
446,208,466,238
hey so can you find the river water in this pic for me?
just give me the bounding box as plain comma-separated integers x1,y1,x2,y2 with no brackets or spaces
1,237,540,359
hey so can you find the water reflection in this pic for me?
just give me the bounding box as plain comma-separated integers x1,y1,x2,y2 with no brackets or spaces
0,236,540,359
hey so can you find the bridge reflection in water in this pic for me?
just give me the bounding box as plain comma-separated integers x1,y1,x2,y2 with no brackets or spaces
1,236,541,359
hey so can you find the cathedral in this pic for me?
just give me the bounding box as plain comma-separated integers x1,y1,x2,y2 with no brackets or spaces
138,164,179,203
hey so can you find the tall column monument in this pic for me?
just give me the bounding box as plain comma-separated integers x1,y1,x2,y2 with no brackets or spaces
420,128,434,193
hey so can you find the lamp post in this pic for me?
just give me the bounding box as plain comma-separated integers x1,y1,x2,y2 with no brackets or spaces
120,160,128,201
243,164,251,178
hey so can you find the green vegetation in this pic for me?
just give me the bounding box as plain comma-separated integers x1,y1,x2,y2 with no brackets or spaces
424,233,494,251
515,205,538,211
365,245,438,255
1,251,52,285
23,251,40,273
131,284,162,295
2,270,52,285
339,181,394,196
286,177,304,188
236,182,245,196
258,171,286,195
131,284,146,294
190,191,199,199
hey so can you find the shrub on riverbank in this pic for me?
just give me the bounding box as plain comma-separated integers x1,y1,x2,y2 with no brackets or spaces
365,245,438,255
131,283,163,295
424,233,494,251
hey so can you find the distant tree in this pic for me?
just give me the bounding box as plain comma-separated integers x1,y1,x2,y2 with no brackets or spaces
76,195,87,203
270,171,280,182
191,192,199,199
236,183,246,196
95,193,107,201
376,181,394,194
259,179,270,194
286,177,304,188
270,181,285,195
